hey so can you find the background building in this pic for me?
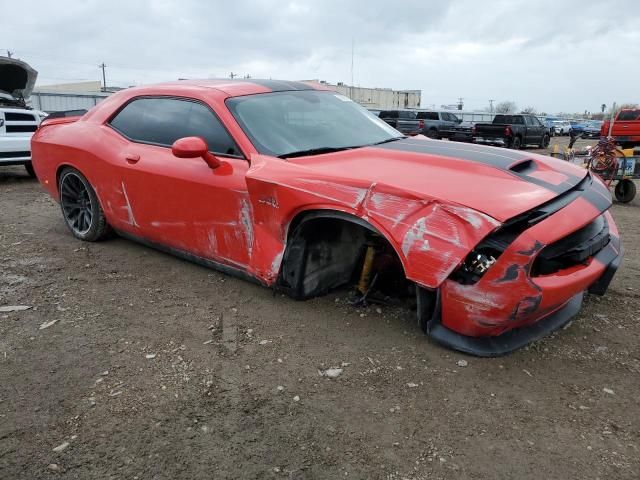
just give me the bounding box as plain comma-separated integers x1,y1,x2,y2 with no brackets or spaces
30,81,113,112
309,80,421,109
30,79,422,112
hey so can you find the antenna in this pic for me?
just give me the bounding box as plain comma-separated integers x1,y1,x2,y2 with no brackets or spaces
350,38,354,99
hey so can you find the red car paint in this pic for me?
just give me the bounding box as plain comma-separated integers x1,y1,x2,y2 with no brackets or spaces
31,79,621,354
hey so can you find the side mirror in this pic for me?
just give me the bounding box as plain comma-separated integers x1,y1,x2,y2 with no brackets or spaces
171,136,220,169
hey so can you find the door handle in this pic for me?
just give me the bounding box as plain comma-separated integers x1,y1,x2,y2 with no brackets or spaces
124,153,140,163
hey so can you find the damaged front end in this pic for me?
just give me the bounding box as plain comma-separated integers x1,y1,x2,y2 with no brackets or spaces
422,174,622,357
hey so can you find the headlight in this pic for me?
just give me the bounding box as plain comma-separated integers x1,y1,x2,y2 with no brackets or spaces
451,249,498,285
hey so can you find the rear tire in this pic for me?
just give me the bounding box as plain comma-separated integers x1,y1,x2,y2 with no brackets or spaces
426,128,439,139
24,162,36,178
540,134,550,149
510,136,522,149
614,179,636,203
58,167,111,241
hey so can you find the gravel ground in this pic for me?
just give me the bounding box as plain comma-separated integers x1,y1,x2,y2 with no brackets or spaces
1,140,639,479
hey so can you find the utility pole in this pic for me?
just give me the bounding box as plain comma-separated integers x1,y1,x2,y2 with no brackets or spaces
489,99,494,113
350,38,354,99
457,97,464,111
6,50,13,58
608,102,616,137
99,63,107,92
230,72,237,79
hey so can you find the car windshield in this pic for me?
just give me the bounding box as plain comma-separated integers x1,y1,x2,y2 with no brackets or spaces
226,90,402,158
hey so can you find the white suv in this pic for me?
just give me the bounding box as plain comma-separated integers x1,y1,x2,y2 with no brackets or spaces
0,57,43,177
551,120,571,136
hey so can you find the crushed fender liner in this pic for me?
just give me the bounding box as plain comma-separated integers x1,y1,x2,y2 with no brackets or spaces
422,245,623,357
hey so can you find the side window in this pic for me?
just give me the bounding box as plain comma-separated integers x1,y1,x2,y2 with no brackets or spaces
418,112,439,120
399,111,416,119
109,97,241,156
524,116,536,126
617,110,640,121
514,116,525,125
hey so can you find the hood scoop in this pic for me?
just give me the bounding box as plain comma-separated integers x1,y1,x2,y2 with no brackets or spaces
508,159,536,174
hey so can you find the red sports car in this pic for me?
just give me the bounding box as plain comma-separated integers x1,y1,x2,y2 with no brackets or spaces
31,79,622,356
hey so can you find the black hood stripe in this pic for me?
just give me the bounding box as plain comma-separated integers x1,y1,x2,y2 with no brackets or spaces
583,177,613,212
380,138,528,168
375,138,583,195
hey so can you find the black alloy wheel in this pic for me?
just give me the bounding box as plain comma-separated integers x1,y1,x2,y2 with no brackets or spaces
58,168,110,241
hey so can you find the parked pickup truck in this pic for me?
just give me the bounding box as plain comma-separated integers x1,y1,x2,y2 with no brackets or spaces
415,110,460,139
0,56,43,176
472,114,551,149
378,110,423,136
601,109,640,147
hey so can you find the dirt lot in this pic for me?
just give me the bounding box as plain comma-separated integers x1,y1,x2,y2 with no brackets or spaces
1,138,639,479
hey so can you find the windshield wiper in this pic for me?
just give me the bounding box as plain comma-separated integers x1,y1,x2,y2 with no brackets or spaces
278,145,361,159
370,136,406,146
278,137,407,159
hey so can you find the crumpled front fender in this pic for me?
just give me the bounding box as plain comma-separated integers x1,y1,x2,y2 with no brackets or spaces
244,155,501,289
367,195,501,287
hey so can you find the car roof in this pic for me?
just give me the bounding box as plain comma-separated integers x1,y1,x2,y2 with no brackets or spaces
118,79,329,98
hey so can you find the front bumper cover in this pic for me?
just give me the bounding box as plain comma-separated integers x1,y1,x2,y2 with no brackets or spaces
426,245,623,357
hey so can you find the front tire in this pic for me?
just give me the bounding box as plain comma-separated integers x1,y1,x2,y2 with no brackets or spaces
58,167,111,241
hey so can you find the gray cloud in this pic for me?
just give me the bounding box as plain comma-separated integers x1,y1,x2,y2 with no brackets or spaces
3,0,639,113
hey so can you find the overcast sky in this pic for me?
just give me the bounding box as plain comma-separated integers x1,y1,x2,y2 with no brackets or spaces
3,0,639,114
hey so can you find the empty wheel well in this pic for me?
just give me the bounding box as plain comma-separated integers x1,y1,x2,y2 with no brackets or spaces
278,211,406,300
